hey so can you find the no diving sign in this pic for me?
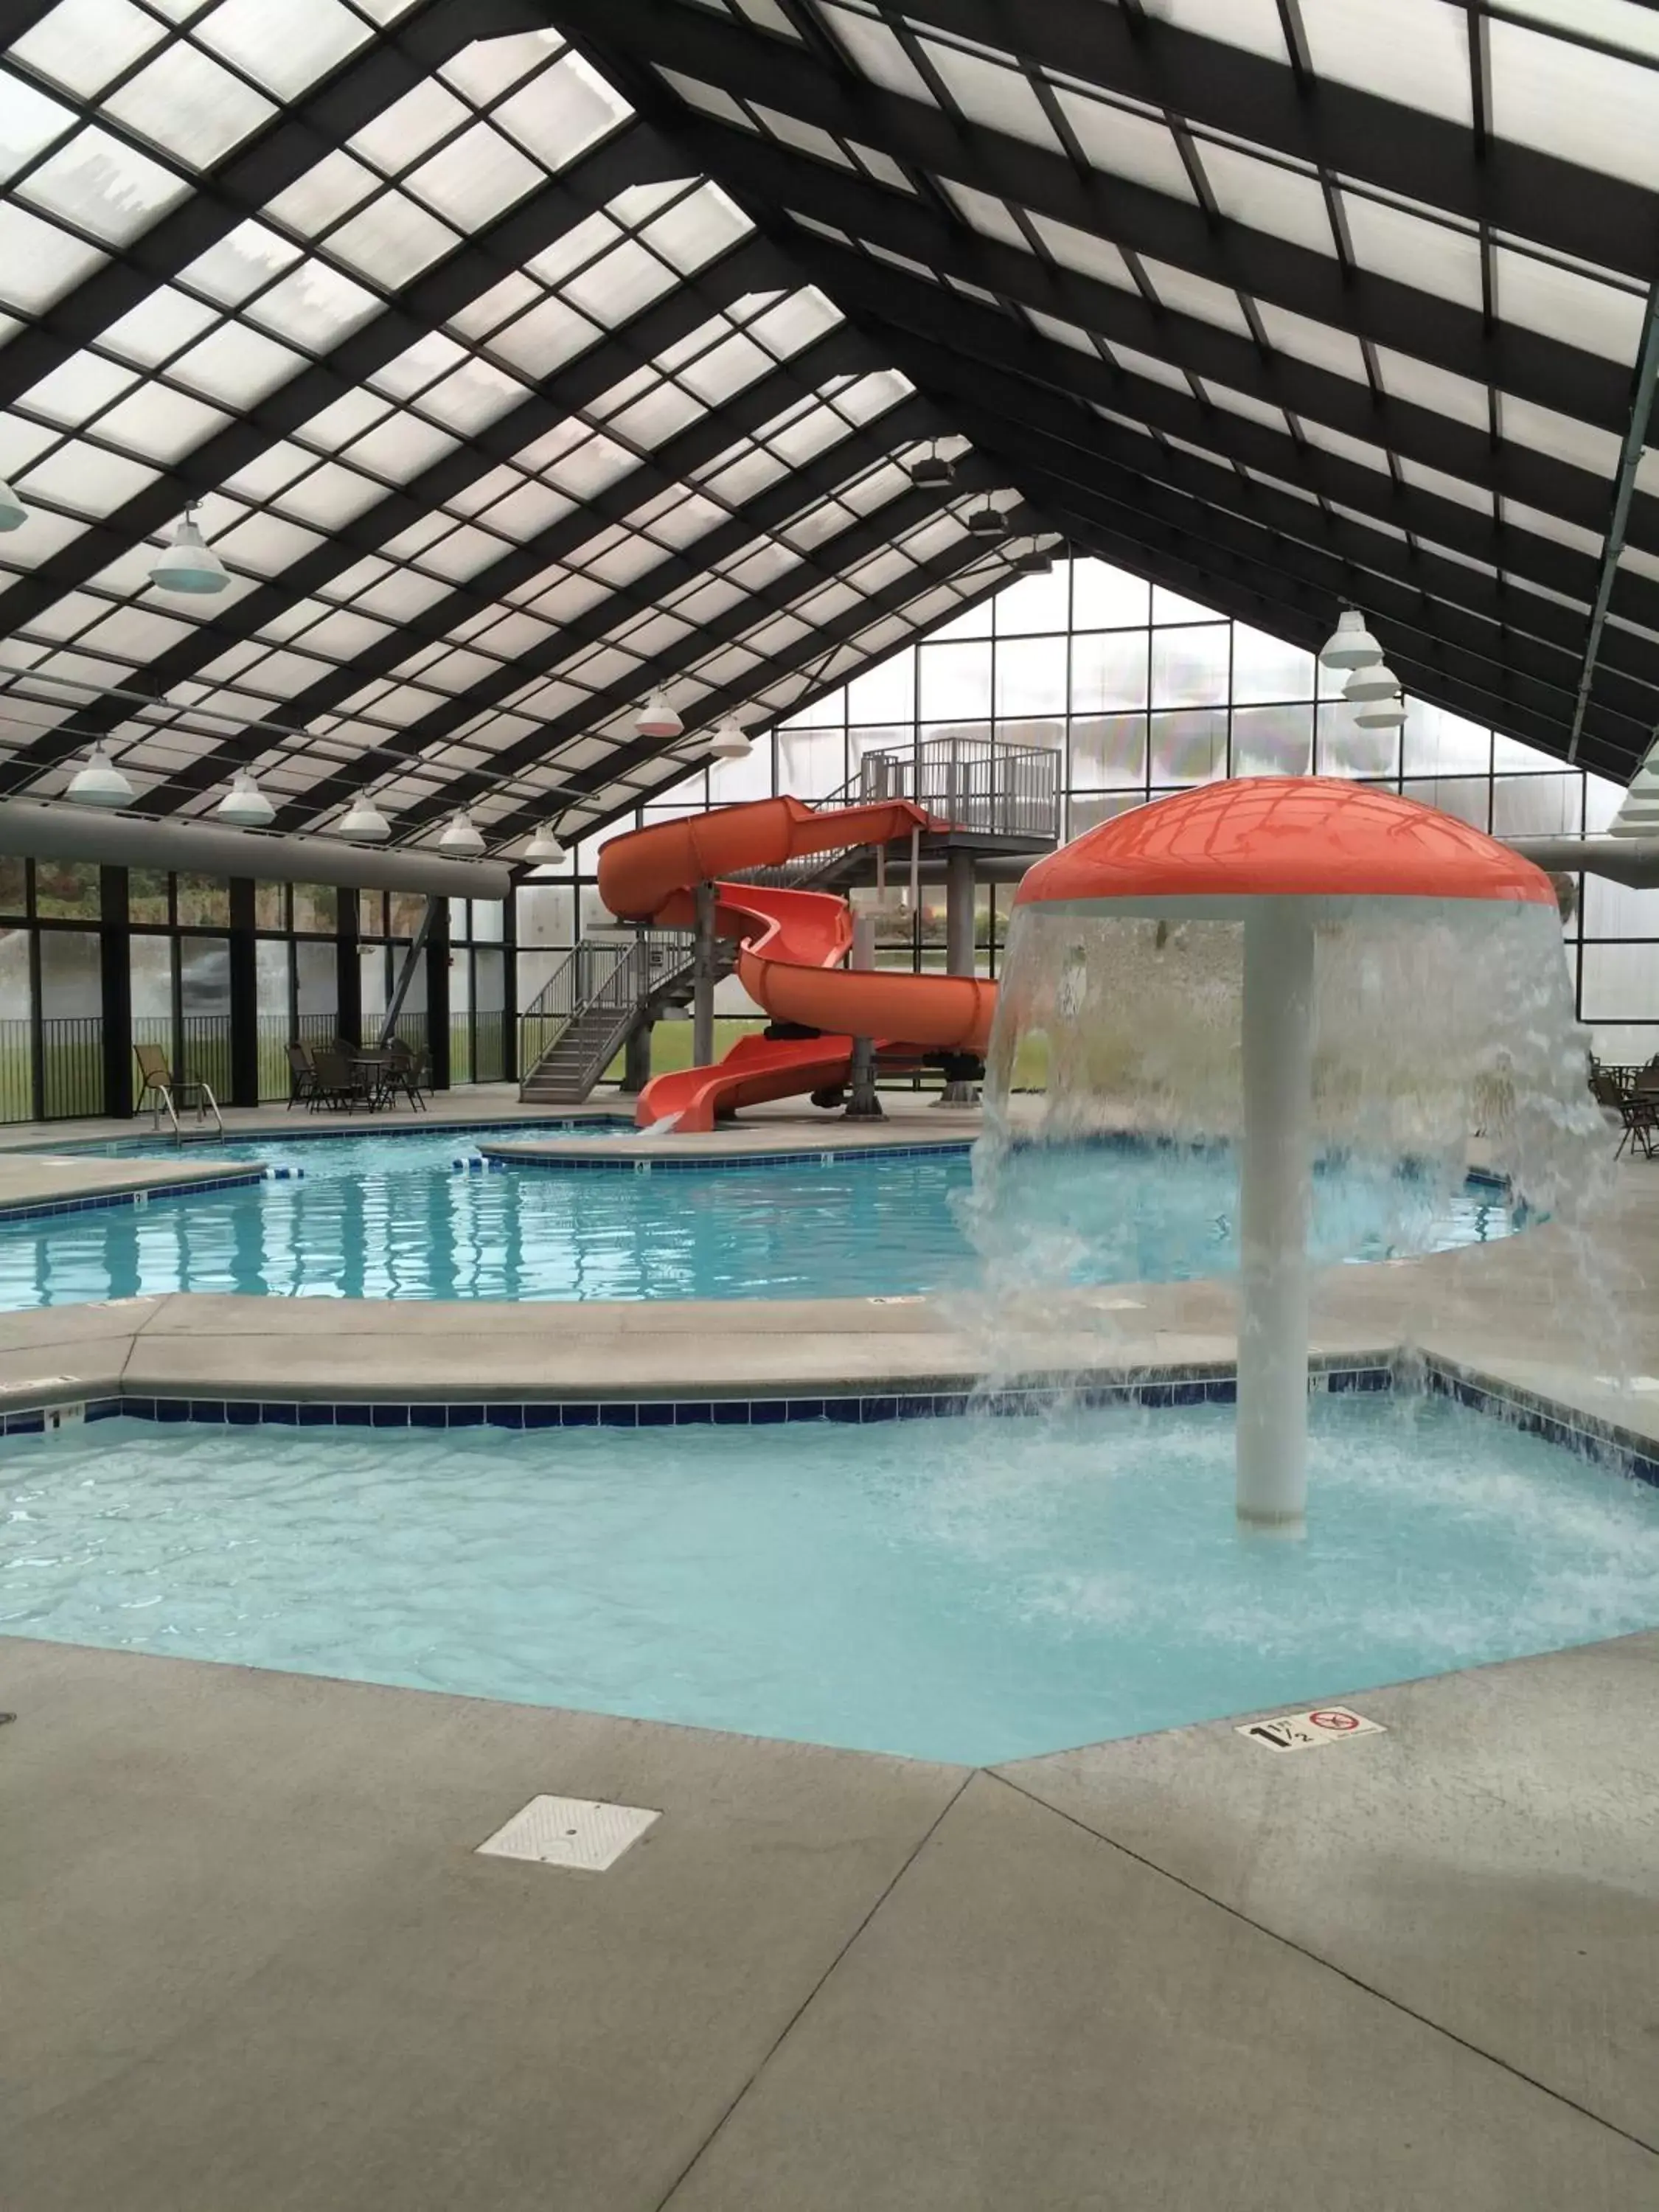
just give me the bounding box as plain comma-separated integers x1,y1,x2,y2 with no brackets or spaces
1236,1705,1386,1753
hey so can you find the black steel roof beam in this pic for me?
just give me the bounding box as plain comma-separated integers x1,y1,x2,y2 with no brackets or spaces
1569,283,1659,761
27,320,873,780
0,0,550,408
796,239,1659,639
0,127,728,645
962,419,1646,755
313,468,1010,835
689,116,1635,547
927,375,1659,717
484,524,1027,846
0,235,799,790
142,386,951,817
879,0,1659,285
543,0,1634,429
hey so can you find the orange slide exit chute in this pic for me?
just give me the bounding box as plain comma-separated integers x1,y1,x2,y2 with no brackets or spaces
597,796,997,1132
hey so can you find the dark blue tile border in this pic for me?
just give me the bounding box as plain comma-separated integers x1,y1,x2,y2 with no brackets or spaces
482,1140,975,1175
2,1359,1653,1491
0,1165,265,1225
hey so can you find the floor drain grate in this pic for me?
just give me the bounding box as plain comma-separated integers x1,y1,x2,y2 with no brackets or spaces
476,1794,659,1871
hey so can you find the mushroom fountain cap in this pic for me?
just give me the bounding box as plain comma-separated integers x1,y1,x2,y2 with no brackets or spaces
1017,776,1554,914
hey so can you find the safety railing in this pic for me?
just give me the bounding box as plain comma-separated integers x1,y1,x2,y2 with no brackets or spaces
517,930,697,1089
858,736,1060,838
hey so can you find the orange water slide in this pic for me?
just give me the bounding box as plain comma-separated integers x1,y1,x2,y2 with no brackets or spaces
597,796,997,1131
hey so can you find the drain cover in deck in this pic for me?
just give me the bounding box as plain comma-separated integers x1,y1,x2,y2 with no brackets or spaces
476,1794,659,1871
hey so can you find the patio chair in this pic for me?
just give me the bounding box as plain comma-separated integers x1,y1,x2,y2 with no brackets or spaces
1592,1068,1658,1158
309,1044,372,1113
384,1037,428,1111
134,1042,223,1135
286,1039,318,1110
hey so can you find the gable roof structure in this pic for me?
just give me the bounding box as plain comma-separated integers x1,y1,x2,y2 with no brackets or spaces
1,0,1655,852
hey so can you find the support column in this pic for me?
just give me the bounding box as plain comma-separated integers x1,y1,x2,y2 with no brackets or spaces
939,845,981,1106
623,1018,653,1095
227,877,259,1107
427,899,451,1092
692,881,717,1070
98,864,132,1119
1236,900,1315,1532
844,911,883,1119
335,888,361,1048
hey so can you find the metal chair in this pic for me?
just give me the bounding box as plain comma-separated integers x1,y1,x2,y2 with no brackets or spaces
384,1037,428,1111
134,1042,223,1138
286,1040,318,1110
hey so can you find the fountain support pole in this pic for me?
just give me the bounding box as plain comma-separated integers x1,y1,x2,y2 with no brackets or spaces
1237,899,1315,1529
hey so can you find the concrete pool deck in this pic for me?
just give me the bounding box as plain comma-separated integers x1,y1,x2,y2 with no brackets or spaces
1,1631,1653,2211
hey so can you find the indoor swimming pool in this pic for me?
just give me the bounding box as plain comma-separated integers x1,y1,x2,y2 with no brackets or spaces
0,1127,1514,1310
2,1393,1653,1764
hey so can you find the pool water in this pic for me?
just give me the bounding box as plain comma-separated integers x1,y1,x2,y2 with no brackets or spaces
4,1395,1654,1764
0,1130,1510,1310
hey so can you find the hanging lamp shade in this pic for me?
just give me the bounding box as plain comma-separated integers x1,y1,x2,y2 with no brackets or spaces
705,716,752,762
0,479,26,532
636,686,682,740
66,743,134,807
1012,541,1053,576
214,768,274,827
439,807,485,855
338,794,391,842
1343,661,1400,704
908,448,954,490
1319,608,1382,669
150,509,228,597
524,823,566,864
966,504,1007,540
1354,689,1407,729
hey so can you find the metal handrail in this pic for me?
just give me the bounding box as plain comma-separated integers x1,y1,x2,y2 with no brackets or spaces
518,928,699,1094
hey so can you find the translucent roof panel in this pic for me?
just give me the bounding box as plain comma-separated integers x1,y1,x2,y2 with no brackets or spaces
605,0,1659,783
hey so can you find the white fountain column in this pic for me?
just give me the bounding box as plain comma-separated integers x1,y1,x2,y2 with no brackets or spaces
1237,897,1315,1528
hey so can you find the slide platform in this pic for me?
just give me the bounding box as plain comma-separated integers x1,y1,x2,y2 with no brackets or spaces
597,796,997,1131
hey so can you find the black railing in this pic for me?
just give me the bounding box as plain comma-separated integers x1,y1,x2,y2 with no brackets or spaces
859,736,1059,838
518,930,695,1081
0,1015,106,1122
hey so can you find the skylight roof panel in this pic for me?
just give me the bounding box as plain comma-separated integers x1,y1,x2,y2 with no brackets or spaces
608,380,702,448
19,350,139,425
695,642,762,686
211,507,325,572
18,437,157,510
491,291,599,378
937,177,1026,248
1028,211,1135,289
1489,17,1659,189
1340,192,1483,308
18,124,188,245
349,77,469,173
1501,496,1602,559
96,381,229,463
838,458,909,513
587,533,665,588
647,493,723,549
169,316,304,406
1139,257,1253,336
1108,342,1192,393
751,103,856,168
836,368,908,422
1371,344,1489,428
745,611,812,659
779,498,850,551
1253,299,1369,383
327,192,458,288
417,356,526,434
411,523,506,583
493,51,630,173
1023,307,1097,353
747,288,841,355
701,445,786,502
195,0,372,101
10,0,165,99
467,610,554,658
449,270,539,344
1301,0,1472,125
369,330,462,402
769,403,844,465
543,431,632,498
1195,141,1335,254
819,6,933,104
181,220,303,310
645,184,752,279
1200,380,1291,436
919,41,1062,154
524,570,608,622
407,122,542,232
477,479,574,540
850,142,912,193
616,609,689,658
1051,94,1197,201
1497,393,1620,478
1298,419,1390,474
245,258,380,349
1492,245,1646,365
563,237,675,324
655,66,749,128
287,607,391,659
103,41,275,166
679,330,770,402
276,459,383,529
223,438,312,500
0,201,105,312
1397,454,1493,514
265,148,379,234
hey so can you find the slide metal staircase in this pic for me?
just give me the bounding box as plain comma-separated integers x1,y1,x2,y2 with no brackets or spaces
518,930,731,1105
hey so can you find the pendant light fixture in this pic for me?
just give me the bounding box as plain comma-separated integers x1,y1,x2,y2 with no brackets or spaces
966,504,1008,540
0,479,26,532
908,444,954,491
214,768,274,827
439,807,485,855
705,716,753,762
1342,661,1400,704
524,823,566,864
338,793,391,842
1319,607,1382,669
1353,687,1407,730
150,505,228,597
66,743,134,807
635,686,682,740
1011,541,1052,576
